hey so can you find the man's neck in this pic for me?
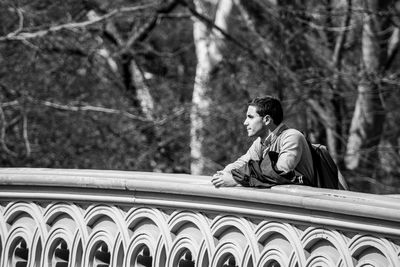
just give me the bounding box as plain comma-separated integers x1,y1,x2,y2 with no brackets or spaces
268,124,278,135
259,124,278,141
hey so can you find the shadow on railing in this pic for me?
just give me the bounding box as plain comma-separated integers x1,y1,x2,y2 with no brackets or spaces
0,168,399,267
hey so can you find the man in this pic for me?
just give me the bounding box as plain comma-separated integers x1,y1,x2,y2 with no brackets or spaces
211,96,314,187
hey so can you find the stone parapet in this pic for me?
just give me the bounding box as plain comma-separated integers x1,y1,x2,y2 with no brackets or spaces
0,168,399,266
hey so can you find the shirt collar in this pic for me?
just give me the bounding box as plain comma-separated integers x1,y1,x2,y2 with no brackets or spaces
262,123,287,146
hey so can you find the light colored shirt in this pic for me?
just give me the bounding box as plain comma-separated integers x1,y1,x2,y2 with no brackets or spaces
223,124,314,183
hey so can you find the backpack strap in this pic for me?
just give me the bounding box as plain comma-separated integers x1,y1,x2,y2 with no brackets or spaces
305,139,319,188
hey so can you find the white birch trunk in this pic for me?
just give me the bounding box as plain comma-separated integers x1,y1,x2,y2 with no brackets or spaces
344,0,390,170
190,0,233,174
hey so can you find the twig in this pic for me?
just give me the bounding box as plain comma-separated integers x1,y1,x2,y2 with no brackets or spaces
11,8,25,36
22,111,31,157
0,105,18,157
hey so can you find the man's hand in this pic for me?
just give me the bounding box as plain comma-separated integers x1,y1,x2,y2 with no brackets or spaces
211,171,239,187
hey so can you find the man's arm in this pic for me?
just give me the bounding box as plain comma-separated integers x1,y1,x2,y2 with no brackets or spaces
274,131,303,174
211,138,261,187
223,138,261,172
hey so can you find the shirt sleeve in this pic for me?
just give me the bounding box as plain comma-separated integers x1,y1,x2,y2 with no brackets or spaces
275,131,303,174
223,138,262,173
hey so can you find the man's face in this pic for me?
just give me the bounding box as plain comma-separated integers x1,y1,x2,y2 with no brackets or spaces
243,106,267,138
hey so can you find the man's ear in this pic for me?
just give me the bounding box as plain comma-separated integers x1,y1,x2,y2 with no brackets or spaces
263,115,270,124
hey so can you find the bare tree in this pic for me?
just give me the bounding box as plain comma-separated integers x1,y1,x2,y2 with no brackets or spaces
345,0,392,171
189,0,233,174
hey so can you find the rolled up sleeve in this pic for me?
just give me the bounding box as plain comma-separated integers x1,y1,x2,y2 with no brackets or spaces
223,138,262,173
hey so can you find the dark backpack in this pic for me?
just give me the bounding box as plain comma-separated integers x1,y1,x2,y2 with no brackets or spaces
307,141,349,190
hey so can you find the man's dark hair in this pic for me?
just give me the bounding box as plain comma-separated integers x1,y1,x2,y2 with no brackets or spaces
249,96,283,125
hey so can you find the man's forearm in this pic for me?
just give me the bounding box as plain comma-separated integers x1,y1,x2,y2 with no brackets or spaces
223,140,260,172
223,157,248,173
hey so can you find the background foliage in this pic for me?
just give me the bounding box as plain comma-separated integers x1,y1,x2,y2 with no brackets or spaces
1,0,400,194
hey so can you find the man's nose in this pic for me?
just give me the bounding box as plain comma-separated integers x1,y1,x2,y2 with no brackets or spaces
243,119,248,125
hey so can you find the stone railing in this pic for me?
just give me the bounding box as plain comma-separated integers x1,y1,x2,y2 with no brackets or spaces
0,168,399,267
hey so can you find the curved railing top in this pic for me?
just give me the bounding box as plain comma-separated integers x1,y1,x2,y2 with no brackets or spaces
0,167,399,236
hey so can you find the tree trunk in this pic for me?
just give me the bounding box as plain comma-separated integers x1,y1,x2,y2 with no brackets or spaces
190,0,233,174
344,0,391,171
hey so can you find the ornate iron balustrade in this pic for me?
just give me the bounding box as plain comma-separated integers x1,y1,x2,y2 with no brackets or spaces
0,168,399,267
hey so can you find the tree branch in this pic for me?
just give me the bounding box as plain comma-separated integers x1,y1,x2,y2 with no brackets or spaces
0,97,152,122
123,0,180,52
178,0,277,71
129,60,155,120
305,98,331,127
332,0,352,67
384,28,400,71
234,0,273,56
36,99,152,122
1,100,20,108
0,2,158,42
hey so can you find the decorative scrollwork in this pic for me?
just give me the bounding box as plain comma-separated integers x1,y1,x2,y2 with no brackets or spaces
53,240,69,267
178,249,195,267
14,238,28,267
222,254,238,267
94,241,110,267
136,246,152,267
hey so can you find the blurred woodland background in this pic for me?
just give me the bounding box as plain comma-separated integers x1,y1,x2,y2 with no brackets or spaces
1,0,400,193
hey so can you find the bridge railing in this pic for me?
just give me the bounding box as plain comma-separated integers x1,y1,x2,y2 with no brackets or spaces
0,168,399,267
